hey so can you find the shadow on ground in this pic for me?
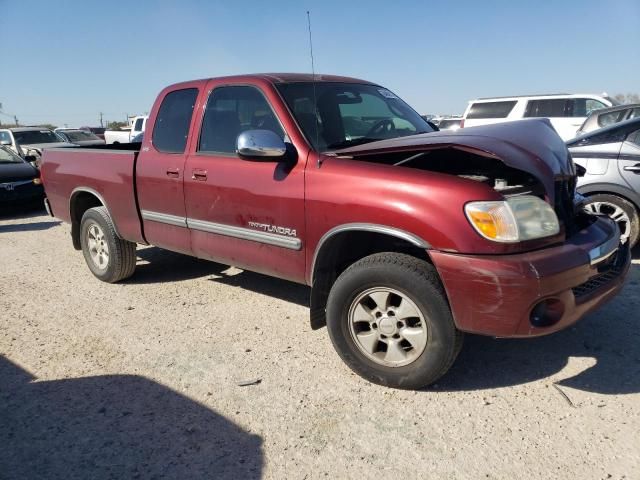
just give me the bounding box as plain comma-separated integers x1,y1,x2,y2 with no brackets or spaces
435,246,640,395
0,355,263,479
131,246,308,307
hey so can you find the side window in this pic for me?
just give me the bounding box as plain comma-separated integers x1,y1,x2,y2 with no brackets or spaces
152,88,198,153
598,110,625,128
0,131,11,144
134,118,144,131
198,86,284,154
524,99,567,118
569,98,607,117
466,101,517,119
629,108,640,120
627,129,640,147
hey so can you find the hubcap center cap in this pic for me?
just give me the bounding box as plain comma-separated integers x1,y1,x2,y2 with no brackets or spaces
378,317,396,335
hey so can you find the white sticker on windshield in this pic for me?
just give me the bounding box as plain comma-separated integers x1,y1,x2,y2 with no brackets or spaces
378,88,398,99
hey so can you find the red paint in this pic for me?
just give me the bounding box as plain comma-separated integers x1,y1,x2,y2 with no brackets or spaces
41,73,630,338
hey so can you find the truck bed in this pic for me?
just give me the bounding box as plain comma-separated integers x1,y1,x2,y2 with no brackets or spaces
41,144,146,244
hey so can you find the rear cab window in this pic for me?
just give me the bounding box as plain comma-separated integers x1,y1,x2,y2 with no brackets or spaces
152,88,199,153
466,101,517,119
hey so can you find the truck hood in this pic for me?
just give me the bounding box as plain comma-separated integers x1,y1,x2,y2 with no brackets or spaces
334,118,575,202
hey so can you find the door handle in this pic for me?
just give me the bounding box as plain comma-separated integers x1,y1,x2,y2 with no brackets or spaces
623,164,640,174
192,169,208,181
166,168,180,178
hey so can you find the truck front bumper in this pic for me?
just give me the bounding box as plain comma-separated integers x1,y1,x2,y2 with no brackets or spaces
430,216,630,337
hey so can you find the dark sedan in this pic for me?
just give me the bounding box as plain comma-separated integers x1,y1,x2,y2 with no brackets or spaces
0,146,44,207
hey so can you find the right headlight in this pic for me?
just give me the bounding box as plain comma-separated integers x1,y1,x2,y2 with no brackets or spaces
465,195,560,243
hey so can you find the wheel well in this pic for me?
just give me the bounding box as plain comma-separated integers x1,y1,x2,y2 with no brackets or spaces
309,231,431,330
584,191,639,209
69,192,103,250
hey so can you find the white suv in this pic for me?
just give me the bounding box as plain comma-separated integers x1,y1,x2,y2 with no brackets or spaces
461,94,613,140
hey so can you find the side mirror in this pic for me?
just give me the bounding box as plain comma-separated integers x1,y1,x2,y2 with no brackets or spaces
24,155,38,163
236,130,287,160
575,163,587,177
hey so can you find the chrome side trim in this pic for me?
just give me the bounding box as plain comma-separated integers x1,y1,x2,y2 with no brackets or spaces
69,187,121,237
140,209,187,228
310,223,431,284
139,209,302,250
187,218,302,250
589,221,621,266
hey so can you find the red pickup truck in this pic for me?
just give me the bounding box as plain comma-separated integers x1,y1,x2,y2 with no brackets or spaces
41,74,630,389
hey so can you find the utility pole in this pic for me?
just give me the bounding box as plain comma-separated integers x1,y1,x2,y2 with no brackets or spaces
99,112,104,127
14,115,19,127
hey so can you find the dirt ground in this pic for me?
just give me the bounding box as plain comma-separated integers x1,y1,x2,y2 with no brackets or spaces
1,207,639,480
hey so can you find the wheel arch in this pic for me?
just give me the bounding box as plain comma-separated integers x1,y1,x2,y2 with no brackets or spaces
69,187,120,250
309,224,432,330
578,182,640,211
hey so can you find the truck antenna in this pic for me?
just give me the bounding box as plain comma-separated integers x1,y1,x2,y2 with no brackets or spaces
306,11,322,167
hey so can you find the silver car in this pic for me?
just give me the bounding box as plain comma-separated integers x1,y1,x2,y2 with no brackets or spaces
567,117,640,246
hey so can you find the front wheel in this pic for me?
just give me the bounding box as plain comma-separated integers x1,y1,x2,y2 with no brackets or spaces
80,206,137,283
584,193,639,247
326,253,463,389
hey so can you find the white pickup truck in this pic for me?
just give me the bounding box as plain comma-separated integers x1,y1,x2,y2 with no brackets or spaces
104,115,147,144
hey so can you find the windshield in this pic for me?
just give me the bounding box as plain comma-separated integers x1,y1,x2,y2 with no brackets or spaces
64,130,100,142
13,130,62,145
276,82,433,151
0,146,25,164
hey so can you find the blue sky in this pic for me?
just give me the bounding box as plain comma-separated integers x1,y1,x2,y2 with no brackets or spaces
1,0,638,127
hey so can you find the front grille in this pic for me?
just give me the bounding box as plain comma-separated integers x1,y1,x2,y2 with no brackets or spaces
572,248,627,302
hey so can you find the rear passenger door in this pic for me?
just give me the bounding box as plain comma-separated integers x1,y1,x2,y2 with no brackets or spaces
183,80,306,282
136,85,200,254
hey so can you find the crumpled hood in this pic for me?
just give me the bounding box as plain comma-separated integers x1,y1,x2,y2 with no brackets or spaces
335,118,575,201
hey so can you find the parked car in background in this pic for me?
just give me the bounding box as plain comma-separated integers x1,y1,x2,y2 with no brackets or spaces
0,145,44,207
462,94,614,140
104,115,147,144
568,117,640,247
41,73,629,389
55,128,106,146
0,127,74,162
577,104,640,136
437,117,462,131
80,126,106,140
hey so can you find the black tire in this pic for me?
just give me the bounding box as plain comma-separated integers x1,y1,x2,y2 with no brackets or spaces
585,194,639,248
80,206,137,283
326,252,463,390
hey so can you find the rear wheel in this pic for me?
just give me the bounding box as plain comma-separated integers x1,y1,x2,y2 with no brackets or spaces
584,194,639,247
326,252,463,389
80,206,136,283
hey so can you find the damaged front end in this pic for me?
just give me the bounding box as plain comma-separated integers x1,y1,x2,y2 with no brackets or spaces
334,118,591,239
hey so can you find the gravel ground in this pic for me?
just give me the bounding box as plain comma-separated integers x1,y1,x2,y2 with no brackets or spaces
1,208,639,480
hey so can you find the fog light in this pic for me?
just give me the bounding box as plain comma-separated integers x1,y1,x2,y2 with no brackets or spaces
33,177,42,185
530,299,564,328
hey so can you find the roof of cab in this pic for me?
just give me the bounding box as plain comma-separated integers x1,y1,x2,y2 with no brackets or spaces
165,73,376,91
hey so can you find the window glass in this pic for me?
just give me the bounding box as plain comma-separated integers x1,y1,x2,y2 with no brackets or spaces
152,88,198,153
134,118,144,131
629,108,640,120
569,98,607,117
598,110,625,128
466,101,517,119
627,129,640,146
13,130,61,144
276,82,432,151
0,131,11,143
199,86,284,154
0,146,23,163
524,99,567,118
